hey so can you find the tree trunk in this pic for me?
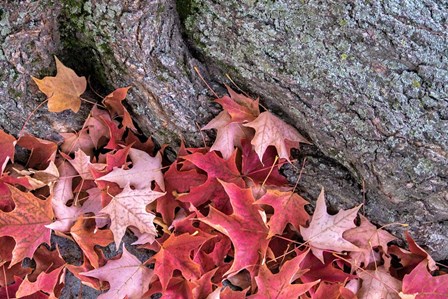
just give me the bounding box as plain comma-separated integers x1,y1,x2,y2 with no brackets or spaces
1,0,447,267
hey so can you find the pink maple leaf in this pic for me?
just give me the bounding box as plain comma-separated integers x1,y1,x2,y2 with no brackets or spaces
244,111,310,162
81,246,154,299
300,188,361,263
97,148,165,191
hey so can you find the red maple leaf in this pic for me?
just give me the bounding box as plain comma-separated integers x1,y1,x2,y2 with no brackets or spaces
249,250,319,299
178,151,244,213
0,276,47,299
0,236,32,286
98,148,164,190
99,184,165,247
105,145,131,171
17,134,57,169
256,188,310,238
401,260,448,298
343,215,396,267
16,265,65,298
299,250,356,284
202,111,254,160
146,276,194,299
0,185,53,266
101,117,126,150
191,268,217,299
66,256,108,291
313,282,357,299
102,87,136,131
199,181,269,277
357,266,402,298
60,127,95,156
156,161,206,225
150,232,211,290
216,85,260,122
241,139,289,186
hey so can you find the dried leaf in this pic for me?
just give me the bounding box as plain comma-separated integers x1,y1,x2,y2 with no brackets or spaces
99,184,164,247
98,148,165,191
244,111,310,162
358,266,401,299
81,246,154,299
32,56,87,113
300,188,361,263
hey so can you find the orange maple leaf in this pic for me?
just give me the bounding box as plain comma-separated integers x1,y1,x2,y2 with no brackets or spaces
32,56,87,113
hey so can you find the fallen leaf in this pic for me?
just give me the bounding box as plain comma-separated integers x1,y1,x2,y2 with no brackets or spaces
102,87,136,130
199,181,269,276
46,160,80,232
244,111,310,162
0,276,47,299
105,145,131,172
70,216,114,269
241,138,288,186
17,134,57,169
150,232,211,290
249,250,319,299
16,265,65,298
256,188,310,238
146,276,195,299
344,215,396,267
66,256,108,291
178,151,244,213
13,160,60,190
85,105,111,148
191,268,217,299
60,127,95,156
400,260,448,299
358,266,401,299
0,185,53,266
313,282,357,299
156,161,206,225
405,232,437,272
300,250,356,284
202,111,254,160
32,56,87,113
97,148,165,191
81,246,154,299
99,184,164,247
220,85,260,122
68,149,99,180
102,117,126,150
300,188,361,263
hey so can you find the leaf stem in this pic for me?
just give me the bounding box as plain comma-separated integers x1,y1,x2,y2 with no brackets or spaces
194,66,219,98
19,99,48,137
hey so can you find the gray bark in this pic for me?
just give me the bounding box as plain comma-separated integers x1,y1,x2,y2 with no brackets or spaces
1,0,447,267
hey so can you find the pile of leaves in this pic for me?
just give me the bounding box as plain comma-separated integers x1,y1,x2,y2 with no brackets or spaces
0,57,447,298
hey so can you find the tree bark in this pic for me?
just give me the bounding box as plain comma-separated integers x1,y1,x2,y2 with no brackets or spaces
1,0,447,266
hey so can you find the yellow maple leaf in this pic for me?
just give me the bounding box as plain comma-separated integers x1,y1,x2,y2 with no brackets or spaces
32,56,87,113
